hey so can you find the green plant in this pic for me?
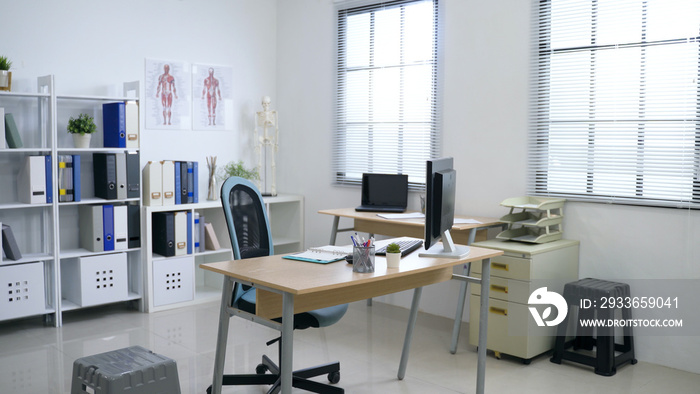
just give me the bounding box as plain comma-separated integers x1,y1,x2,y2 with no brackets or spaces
386,242,401,254
218,160,259,181
67,113,97,135
0,56,11,71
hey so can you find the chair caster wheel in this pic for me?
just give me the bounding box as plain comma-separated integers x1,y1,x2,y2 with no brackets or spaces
328,371,340,384
256,363,268,374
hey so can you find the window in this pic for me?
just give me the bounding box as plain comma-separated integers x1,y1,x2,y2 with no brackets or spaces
335,0,439,189
530,0,700,208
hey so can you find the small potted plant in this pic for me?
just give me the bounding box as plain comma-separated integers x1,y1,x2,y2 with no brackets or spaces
385,242,401,268
218,160,260,182
0,55,12,91
67,113,97,148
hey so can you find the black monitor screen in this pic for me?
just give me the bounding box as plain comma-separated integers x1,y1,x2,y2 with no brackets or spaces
424,157,455,250
362,174,409,208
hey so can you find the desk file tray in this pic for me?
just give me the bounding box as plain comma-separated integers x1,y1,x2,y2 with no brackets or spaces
284,245,352,264
497,196,565,243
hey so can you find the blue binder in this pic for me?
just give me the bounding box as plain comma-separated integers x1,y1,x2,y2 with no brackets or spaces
194,214,200,250
187,211,192,254
103,102,126,148
45,155,53,203
187,162,194,203
103,204,114,251
72,154,81,202
174,161,181,205
192,161,199,203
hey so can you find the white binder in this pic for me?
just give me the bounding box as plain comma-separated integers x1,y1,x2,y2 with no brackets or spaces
113,205,128,250
173,211,188,256
116,153,127,200
0,107,5,149
125,101,139,149
17,156,46,204
142,161,162,206
161,160,175,206
79,205,103,252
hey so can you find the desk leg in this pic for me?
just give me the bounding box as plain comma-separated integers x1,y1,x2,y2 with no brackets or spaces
450,228,477,354
476,258,491,394
397,286,423,380
281,292,294,393
211,276,235,394
329,216,340,245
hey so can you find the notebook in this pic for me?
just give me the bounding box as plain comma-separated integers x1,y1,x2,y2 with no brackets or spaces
284,245,353,264
355,173,408,213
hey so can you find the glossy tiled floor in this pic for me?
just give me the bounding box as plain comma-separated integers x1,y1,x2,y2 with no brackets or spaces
1,300,699,393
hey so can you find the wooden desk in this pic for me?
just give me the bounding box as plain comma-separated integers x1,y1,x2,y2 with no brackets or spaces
201,243,503,394
319,208,505,353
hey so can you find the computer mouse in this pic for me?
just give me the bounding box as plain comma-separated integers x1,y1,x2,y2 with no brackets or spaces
345,254,353,264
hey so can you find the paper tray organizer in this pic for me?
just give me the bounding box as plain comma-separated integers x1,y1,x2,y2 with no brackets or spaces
496,196,565,243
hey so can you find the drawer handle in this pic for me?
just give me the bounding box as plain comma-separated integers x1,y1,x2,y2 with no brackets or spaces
489,307,508,316
490,284,508,294
492,262,509,271
128,134,138,140
151,192,161,199
164,191,174,198
177,242,186,249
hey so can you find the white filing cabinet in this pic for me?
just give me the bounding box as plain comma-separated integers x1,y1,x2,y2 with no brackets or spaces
469,238,579,363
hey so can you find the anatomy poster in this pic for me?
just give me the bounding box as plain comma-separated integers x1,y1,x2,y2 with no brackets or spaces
192,64,233,130
145,58,191,130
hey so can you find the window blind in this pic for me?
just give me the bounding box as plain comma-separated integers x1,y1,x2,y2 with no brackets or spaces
335,0,440,189
529,0,700,208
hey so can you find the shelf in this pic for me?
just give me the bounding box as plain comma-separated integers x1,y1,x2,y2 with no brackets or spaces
0,91,50,99
59,247,141,260
61,291,141,312
0,253,55,267
153,248,231,262
0,148,52,154
57,94,138,102
56,147,140,154
57,197,140,206
500,196,565,211
0,202,52,210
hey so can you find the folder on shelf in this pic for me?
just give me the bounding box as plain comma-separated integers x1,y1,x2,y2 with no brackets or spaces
126,151,140,199
114,205,128,250
94,153,118,200
192,161,199,203
143,161,163,206
162,160,175,206
73,155,81,202
187,162,194,204
174,161,181,205
127,204,140,249
152,212,175,257
45,155,52,203
79,205,104,252
18,156,46,204
0,108,5,149
180,161,189,204
103,102,126,148
174,211,187,256
57,155,74,202
4,113,23,149
204,222,221,251
198,214,205,252
125,101,139,149
187,211,193,254
116,152,127,200
194,212,200,252
2,224,22,261
103,204,115,251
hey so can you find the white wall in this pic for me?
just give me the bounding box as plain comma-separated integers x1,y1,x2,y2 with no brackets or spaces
4,0,277,175
276,0,700,374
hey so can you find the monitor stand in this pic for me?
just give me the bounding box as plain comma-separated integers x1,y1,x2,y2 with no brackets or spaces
419,230,470,259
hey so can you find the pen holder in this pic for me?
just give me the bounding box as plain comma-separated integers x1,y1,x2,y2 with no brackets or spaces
352,245,375,273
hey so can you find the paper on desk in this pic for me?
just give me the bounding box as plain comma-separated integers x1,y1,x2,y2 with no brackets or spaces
454,218,482,224
377,212,425,220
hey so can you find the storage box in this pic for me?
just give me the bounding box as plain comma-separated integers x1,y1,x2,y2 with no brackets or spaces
0,262,46,320
61,253,128,307
153,256,194,307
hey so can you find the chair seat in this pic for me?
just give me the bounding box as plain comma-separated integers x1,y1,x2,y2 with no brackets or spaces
236,287,348,330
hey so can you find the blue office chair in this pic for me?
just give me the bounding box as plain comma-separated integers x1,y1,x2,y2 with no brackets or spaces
213,176,347,394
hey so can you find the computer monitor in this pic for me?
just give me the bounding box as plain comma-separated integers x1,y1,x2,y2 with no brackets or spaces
420,157,470,259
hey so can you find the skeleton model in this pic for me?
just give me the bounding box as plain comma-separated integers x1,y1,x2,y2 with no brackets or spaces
254,96,278,196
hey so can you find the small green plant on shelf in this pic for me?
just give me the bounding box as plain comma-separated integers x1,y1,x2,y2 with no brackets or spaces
218,160,260,182
386,242,401,254
67,113,97,135
0,56,11,71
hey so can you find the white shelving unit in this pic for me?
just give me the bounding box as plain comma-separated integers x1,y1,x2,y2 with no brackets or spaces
142,195,304,313
0,76,142,326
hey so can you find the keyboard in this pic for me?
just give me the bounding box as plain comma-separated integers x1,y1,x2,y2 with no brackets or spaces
375,239,424,257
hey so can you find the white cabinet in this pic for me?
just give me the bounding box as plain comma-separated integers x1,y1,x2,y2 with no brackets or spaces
142,195,304,312
0,76,142,326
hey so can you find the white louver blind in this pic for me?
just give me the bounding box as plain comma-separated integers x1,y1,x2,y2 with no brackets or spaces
335,0,440,189
529,0,700,208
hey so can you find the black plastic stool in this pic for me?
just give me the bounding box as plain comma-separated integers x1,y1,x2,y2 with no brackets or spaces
550,278,637,376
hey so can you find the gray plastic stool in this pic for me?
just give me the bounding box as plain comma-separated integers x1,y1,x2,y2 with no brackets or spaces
550,278,637,376
71,346,181,394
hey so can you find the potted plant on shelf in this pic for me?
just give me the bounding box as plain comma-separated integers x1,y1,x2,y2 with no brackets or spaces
0,55,12,91
385,242,401,268
67,113,97,148
218,160,260,182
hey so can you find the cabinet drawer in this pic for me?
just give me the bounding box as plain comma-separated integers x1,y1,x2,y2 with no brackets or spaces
469,295,556,359
470,274,532,304
471,255,531,281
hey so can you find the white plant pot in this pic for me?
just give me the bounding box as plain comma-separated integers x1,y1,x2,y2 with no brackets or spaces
72,133,92,149
386,252,401,268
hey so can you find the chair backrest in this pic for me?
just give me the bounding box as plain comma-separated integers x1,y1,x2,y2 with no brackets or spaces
220,177,274,302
